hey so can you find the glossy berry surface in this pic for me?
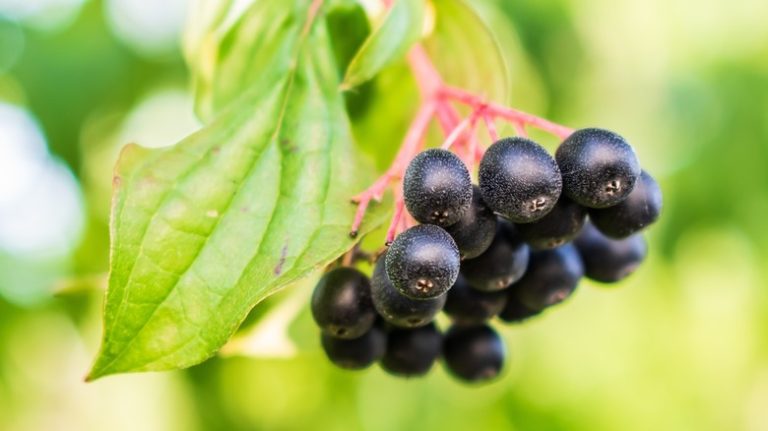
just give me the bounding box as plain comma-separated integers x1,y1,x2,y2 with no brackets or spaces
403,148,473,226
386,224,460,299
444,274,507,325
479,137,562,223
443,324,505,383
320,324,386,370
517,197,587,249
461,222,530,292
445,185,498,259
589,170,662,238
511,244,584,311
372,254,446,328
498,294,542,323
311,267,376,339
381,323,443,377
556,128,641,208
574,223,647,283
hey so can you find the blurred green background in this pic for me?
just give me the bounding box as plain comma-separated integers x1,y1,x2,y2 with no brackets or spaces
1,0,767,430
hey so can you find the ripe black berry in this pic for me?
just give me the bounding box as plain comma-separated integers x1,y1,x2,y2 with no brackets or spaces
498,294,541,324
589,170,662,238
321,324,386,370
461,222,530,292
574,223,647,283
311,267,376,339
372,254,446,327
381,323,443,377
511,244,584,311
443,324,505,383
444,274,507,325
516,197,587,249
556,128,641,208
403,148,473,226
386,224,460,299
444,185,498,259
479,137,562,223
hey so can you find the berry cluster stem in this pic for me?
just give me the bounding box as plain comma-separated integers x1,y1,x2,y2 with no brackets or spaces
348,12,575,242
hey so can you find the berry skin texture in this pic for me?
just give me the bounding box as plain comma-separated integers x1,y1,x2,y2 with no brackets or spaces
321,324,386,370
445,185,498,259
556,128,641,208
517,197,587,249
444,274,507,325
511,244,584,311
498,294,542,324
381,323,443,377
574,223,647,283
311,267,376,339
589,170,662,238
403,148,473,226
386,224,460,299
460,222,530,292
443,324,505,383
479,137,563,223
372,254,446,328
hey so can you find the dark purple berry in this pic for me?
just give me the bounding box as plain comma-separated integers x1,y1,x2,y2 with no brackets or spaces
443,324,505,383
461,222,530,292
511,244,584,311
479,137,562,223
444,274,507,325
444,185,498,259
589,170,662,238
498,294,542,324
321,324,386,370
372,254,446,328
556,128,641,208
381,323,442,377
386,224,460,299
574,223,647,283
311,267,376,339
516,197,587,249
403,148,473,226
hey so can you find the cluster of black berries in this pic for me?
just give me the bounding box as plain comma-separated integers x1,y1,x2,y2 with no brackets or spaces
312,128,662,383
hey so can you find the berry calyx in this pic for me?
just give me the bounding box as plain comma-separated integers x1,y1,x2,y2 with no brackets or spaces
403,148,473,226
574,223,647,283
589,170,662,238
556,128,641,208
443,324,505,383
386,224,460,299
479,137,563,223
311,267,376,339
444,185,498,259
372,254,446,327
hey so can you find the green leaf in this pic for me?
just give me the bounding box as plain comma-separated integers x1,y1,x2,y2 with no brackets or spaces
88,3,389,380
341,0,425,89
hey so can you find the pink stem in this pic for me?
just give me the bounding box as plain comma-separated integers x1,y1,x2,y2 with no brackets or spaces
385,188,405,245
440,86,574,139
441,115,473,150
482,112,499,142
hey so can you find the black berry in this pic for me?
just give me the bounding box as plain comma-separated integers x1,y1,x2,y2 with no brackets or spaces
403,148,473,226
574,223,647,283
386,224,460,299
372,254,446,327
311,267,376,339
461,222,530,292
444,185,498,259
444,274,507,325
511,244,584,311
516,197,587,249
381,323,443,377
479,137,562,223
443,324,505,383
321,324,386,370
498,294,542,324
589,170,662,238
556,128,641,208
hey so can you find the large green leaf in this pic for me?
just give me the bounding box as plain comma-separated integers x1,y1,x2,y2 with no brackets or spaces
341,0,425,89
88,2,389,380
